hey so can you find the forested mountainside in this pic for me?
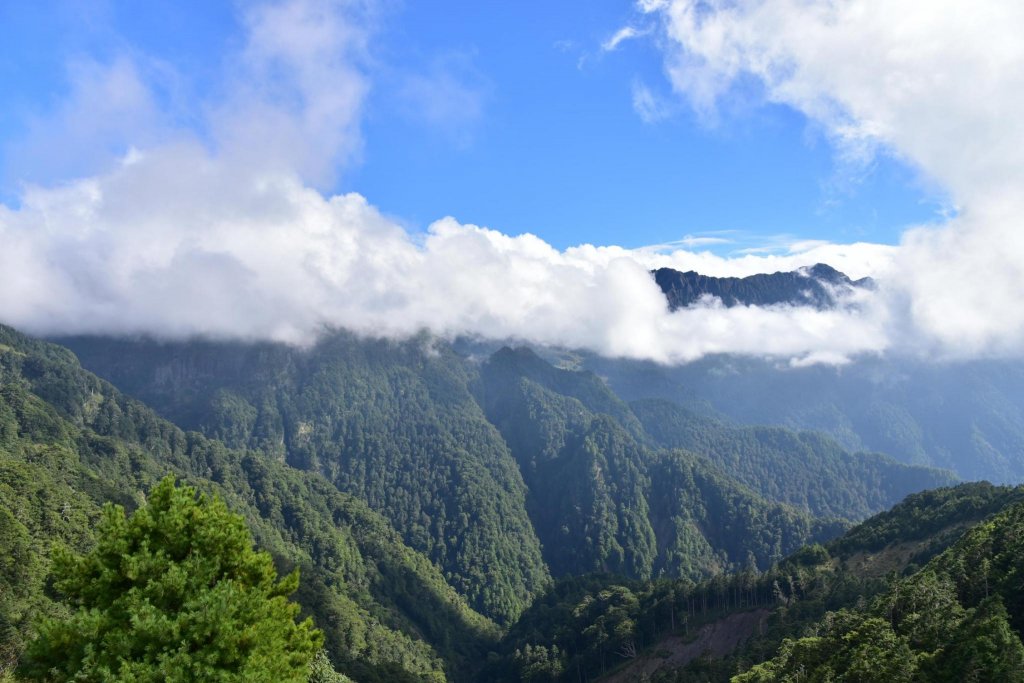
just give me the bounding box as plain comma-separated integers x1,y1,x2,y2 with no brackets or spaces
478,482,1024,682
477,347,844,580
736,490,1024,682
630,399,954,520
58,335,948,584
56,333,550,625
0,324,965,681
652,264,872,310
0,325,498,682
584,352,1024,484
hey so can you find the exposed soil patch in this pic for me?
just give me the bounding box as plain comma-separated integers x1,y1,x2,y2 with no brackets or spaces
839,523,972,578
600,608,769,683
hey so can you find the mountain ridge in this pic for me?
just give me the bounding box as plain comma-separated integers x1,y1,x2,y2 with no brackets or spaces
653,262,873,310
56,333,953,583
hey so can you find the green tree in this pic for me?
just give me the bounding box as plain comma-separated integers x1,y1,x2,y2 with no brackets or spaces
307,650,354,683
18,477,321,682
928,597,1024,683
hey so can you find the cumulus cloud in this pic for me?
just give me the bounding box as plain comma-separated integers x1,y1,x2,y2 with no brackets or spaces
0,147,889,364
213,0,371,187
4,0,371,193
640,0,1024,358
1,0,1020,365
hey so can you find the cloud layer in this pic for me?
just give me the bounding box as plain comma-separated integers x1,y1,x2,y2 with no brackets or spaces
0,142,892,364
641,0,1024,358
0,0,1021,365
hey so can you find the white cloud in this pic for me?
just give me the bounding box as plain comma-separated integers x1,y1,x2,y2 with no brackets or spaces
5,0,371,193
0,0,897,366
213,0,371,187
641,0,1024,358
644,241,896,282
3,0,1023,366
631,80,673,123
602,26,648,52
0,149,890,364
655,235,734,249
4,57,171,187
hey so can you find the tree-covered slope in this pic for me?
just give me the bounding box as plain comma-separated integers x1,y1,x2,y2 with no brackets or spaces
738,492,1024,682
0,325,498,682
62,336,856,595
585,352,1024,484
631,398,956,520
827,481,1024,561
9,324,1019,681
477,347,845,582
58,336,953,596
57,333,549,625
476,482,1024,683
16,477,324,683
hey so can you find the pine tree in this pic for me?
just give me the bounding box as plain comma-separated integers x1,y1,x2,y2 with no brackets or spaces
18,476,321,682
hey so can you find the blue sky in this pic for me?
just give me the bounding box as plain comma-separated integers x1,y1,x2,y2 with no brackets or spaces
0,0,942,251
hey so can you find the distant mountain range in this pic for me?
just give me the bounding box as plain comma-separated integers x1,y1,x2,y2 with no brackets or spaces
653,262,874,309
581,350,1024,484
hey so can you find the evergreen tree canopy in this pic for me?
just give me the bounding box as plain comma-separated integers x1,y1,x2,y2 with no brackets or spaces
18,477,322,682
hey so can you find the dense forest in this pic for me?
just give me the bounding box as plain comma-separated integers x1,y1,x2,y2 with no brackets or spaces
585,351,1024,484
631,398,954,521
0,323,997,681
0,325,497,682
58,333,551,624
736,492,1024,681
60,336,951,585
478,482,1024,682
